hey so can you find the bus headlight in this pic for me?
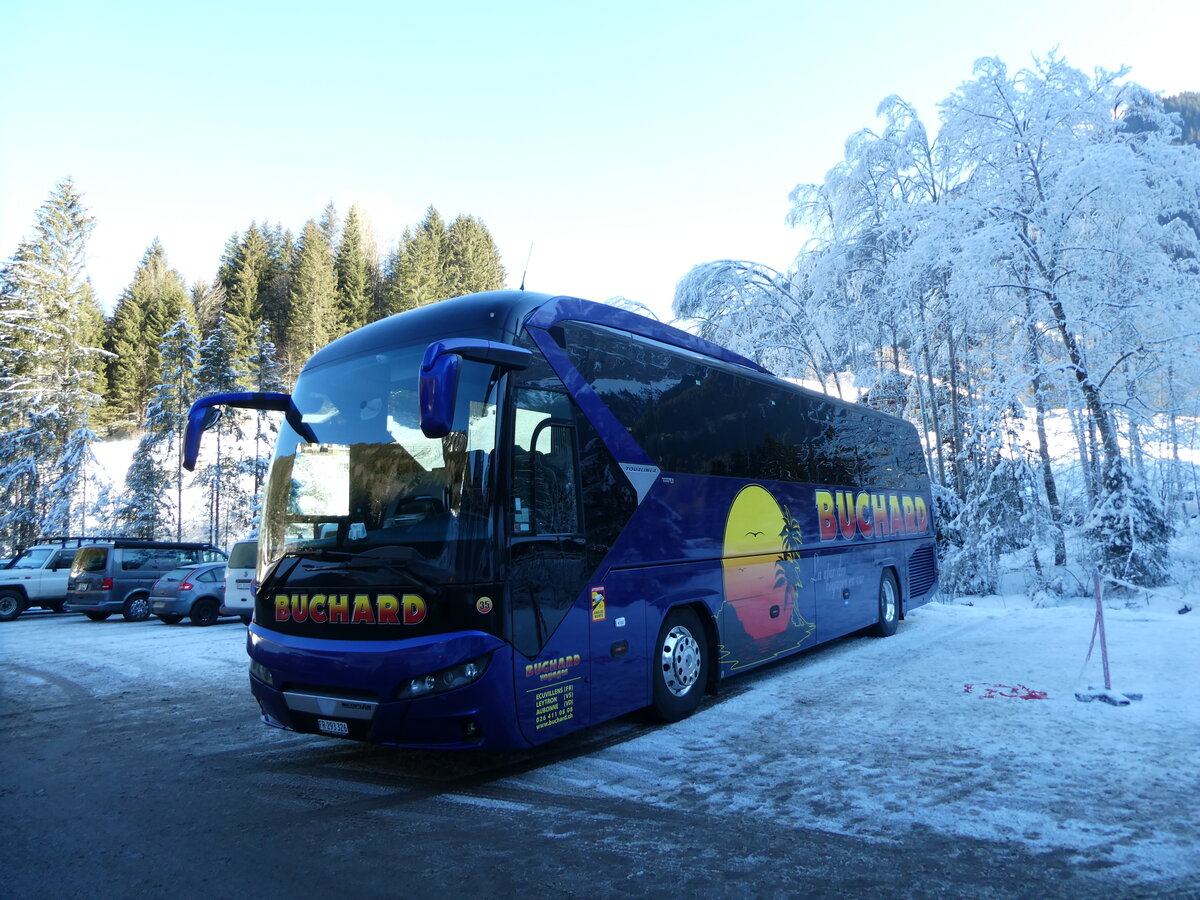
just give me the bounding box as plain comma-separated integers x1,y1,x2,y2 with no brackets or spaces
395,654,490,700
249,659,275,687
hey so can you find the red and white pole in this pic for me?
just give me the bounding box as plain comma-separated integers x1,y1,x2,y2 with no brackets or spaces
1092,571,1112,691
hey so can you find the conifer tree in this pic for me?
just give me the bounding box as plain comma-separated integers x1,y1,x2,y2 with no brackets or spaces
245,323,285,500
0,179,107,548
195,316,248,546
43,424,100,536
335,203,376,332
120,312,199,541
318,202,340,258
104,240,191,432
260,223,294,344
381,207,505,316
383,206,450,315
283,220,339,374
191,279,226,336
219,224,271,362
118,434,170,539
446,214,506,297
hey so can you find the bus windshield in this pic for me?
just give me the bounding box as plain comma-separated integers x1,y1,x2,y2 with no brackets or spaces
259,345,498,588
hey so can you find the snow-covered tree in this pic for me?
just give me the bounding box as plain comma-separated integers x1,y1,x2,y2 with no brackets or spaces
0,179,107,547
104,240,192,433
244,323,286,500
193,317,250,547
119,312,199,540
678,53,1200,590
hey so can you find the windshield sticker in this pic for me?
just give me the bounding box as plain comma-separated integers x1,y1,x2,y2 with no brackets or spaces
273,593,427,625
291,445,350,516
475,596,493,615
590,587,606,622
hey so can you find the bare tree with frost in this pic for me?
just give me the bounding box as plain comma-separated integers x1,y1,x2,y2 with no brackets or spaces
677,52,1200,591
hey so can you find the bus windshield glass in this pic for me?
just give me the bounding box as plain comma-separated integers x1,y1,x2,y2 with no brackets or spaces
259,345,498,588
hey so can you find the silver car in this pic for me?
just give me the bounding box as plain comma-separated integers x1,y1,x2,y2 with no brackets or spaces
149,563,229,626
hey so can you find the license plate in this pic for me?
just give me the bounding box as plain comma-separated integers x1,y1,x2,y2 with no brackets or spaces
75,582,89,592
237,580,251,587
317,718,349,736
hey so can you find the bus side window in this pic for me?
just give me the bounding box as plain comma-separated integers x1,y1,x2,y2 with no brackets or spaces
511,388,581,537
530,420,579,534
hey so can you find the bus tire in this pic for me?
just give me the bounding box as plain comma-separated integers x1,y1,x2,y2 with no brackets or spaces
651,607,708,723
873,570,900,637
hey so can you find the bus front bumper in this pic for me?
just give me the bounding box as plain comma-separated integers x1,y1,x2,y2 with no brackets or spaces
245,626,530,750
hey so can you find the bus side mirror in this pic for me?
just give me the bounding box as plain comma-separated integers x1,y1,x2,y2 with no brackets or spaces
185,397,231,471
184,391,314,471
419,339,533,438
419,352,461,439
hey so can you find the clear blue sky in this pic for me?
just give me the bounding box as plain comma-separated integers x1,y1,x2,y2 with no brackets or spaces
2,0,1196,321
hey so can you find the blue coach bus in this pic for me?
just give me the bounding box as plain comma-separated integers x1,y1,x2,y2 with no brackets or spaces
185,290,937,749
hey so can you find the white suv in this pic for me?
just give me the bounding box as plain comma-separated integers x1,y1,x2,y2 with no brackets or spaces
0,537,102,621
221,538,257,625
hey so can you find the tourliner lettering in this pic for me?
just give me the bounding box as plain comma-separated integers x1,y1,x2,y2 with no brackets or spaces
273,593,427,625
814,490,929,542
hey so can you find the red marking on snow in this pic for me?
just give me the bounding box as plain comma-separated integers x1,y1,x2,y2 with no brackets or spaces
963,682,1048,700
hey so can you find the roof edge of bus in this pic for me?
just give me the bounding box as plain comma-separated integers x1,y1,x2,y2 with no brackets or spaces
301,290,553,372
298,289,771,379
524,295,772,377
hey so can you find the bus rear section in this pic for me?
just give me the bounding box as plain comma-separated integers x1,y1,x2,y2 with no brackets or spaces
185,290,936,750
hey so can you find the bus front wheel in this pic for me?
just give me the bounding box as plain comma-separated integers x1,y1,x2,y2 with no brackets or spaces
873,570,900,637
651,607,709,723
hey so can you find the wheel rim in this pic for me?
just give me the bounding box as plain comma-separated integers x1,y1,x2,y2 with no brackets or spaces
660,625,701,697
128,597,150,620
0,595,18,617
881,578,897,623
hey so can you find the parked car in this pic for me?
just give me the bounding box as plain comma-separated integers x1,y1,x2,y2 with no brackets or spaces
221,538,257,625
65,540,226,622
0,537,118,622
150,562,231,626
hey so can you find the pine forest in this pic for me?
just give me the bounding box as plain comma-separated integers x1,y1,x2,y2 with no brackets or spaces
0,197,505,551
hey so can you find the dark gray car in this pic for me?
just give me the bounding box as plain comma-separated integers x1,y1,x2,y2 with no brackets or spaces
65,540,226,622
149,562,229,626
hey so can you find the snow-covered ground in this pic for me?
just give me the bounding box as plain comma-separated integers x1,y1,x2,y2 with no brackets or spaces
6,526,1198,891
512,588,1199,885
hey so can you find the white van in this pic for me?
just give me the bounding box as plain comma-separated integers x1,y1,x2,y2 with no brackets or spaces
221,538,257,624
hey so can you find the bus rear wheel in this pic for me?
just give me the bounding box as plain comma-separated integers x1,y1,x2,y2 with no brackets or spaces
873,570,900,637
651,607,708,723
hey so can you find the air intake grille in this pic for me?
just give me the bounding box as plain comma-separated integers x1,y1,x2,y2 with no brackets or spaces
908,545,937,597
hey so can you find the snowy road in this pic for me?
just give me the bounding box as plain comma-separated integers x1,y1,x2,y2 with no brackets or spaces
1,597,1197,898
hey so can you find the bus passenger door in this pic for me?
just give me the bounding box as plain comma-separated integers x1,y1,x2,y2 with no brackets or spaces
508,389,592,743
587,569,648,722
